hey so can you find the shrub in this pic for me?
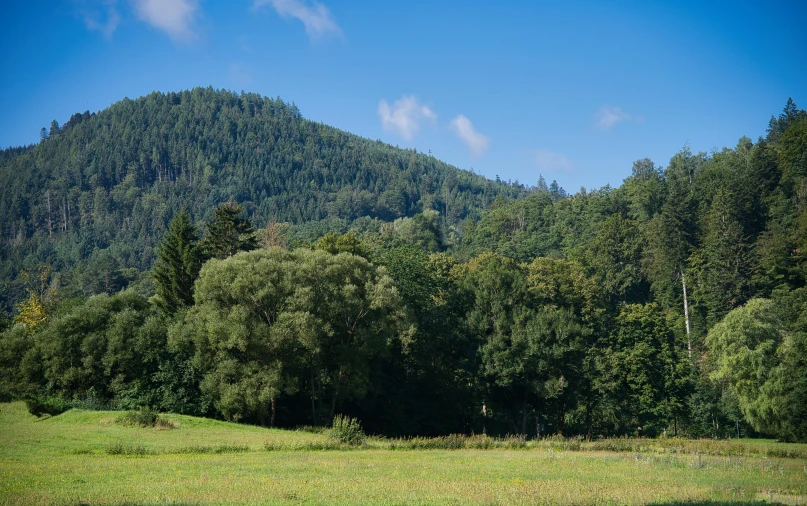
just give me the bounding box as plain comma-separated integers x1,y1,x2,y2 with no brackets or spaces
70,391,111,411
330,414,366,446
25,395,71,417
116,406,174,429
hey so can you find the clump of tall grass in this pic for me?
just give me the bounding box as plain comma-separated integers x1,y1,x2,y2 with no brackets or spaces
586,437,653,453
581,437,807,459
501,434,529,449
106,443,249,455
386,433,535,450
175,444,249,454
116,406,175,429
106,443,153,456
765,446,807,459
534,434,582,451
330,414,366,446
295,425,328,434
264,440,348,451
389,434,467,450
465,434,494,449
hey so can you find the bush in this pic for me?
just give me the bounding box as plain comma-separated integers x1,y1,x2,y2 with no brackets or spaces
330,414,366,446
116,406,174,429
25,396,71,417
70,390,111,411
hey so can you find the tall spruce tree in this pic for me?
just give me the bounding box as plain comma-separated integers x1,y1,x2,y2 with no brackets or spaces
153,210,201,314
201,201,258,260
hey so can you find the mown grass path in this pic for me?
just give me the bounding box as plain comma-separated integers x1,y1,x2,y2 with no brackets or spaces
1,403,805,505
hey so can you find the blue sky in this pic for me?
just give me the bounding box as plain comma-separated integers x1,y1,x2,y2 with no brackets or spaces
1,1,805,191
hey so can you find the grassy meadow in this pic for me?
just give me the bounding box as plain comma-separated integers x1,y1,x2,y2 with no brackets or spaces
1,402,806,505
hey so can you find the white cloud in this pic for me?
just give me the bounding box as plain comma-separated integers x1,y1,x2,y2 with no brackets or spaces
254,0,342,40
595,104,631,130
131,0,199,41
378,96,436,141
450,114,489,156
82,1,121,38
533,149,577,172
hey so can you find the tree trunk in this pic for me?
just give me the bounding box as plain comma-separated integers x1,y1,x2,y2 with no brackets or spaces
482,401,487,435
62,199,67,232
46,191,52,236
681,269,692,359
535,404,541,440
270,398,276,427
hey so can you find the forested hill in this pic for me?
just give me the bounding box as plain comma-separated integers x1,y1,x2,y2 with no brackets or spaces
0,88,521,310
456,98,807,329
1,96,806,441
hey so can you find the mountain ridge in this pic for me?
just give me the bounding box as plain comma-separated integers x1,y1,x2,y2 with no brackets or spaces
0,87,524,310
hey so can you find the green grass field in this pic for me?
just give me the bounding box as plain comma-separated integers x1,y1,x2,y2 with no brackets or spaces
1,402,806,505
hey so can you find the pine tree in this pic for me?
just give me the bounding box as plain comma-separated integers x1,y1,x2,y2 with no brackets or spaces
691,188,750,326
153,210,201,314
201,201,258,260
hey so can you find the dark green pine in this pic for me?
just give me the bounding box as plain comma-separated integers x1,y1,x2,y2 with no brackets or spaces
153,210,201,314
201,201,258,260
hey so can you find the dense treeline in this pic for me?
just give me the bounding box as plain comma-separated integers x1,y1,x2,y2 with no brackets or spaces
1,96,806,442
0,87,523,312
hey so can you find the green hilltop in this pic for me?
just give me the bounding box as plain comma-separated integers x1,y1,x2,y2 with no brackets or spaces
0,87,521,310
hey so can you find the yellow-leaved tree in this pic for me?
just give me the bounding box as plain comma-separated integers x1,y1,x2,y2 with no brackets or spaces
13,265,58,334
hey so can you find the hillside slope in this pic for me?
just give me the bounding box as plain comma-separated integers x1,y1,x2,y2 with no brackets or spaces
0,88,520,310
